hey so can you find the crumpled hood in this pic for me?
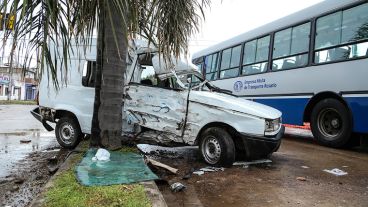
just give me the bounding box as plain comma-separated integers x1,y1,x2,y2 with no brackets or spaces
189,91,282,119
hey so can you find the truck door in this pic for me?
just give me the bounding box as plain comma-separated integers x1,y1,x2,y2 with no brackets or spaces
124,66,188,137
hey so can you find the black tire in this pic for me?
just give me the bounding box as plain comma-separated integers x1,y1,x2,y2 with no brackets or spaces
199,127,235,167
310,98,352,148
55,117,82,149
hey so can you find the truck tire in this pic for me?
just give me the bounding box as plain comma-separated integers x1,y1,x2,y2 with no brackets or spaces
55,117,82,149
310,98,352,148
200,127,235,167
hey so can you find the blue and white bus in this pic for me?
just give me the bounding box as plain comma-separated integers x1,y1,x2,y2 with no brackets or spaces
192,0,368,148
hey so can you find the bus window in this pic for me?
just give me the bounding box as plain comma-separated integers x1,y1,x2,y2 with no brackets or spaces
272,22,310,70
204,53,219,80
242,36,270,75
314,3,368,63
220,45,241,79
315,12,342,50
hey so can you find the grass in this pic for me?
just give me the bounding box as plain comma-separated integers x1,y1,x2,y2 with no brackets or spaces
42,143,151,207
0,100,37,105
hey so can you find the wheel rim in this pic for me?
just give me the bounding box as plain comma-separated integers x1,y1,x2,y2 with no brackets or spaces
202,136,221,165
59,123,75,145
317,108,342,140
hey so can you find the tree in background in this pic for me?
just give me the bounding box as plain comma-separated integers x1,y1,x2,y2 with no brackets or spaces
0,0,209,149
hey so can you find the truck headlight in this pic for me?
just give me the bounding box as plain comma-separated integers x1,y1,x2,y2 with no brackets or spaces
265,118,281,132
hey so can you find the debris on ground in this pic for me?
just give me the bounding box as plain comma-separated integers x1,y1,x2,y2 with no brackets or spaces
147,158,178,174
41,149,61,153
47,156,59,174
301,166,310,169
13,178,25,184
296,177,307,181
20,139,31,143
193,171,204,176
182,173,192,180
92,148,110,161
233,159,272,168
199,166,225,172
170,182,186,192
191,166,225,176
323,168,348,176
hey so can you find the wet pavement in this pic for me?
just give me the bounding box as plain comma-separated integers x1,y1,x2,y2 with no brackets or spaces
0,105,67,207
141,134,368,207
0,105,58,178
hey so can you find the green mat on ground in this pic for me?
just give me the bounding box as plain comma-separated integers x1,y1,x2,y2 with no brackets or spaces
75,149,158,186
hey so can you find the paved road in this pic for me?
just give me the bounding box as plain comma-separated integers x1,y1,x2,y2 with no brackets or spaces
148,133,368,207
0,105,58,178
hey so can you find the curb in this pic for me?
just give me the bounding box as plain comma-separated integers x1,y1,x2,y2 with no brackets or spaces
141,181,168,207
30,152,80,207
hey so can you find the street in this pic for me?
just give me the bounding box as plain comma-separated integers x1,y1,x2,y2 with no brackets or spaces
1,105,368,207
0,105,67,207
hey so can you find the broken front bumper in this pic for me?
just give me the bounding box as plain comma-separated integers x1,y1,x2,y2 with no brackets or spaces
30,107,54,131
239,126,284,159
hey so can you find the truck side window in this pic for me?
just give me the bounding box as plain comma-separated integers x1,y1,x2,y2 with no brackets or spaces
140,66,157,86
82,61,96,87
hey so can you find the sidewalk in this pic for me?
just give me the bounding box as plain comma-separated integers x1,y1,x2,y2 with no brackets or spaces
31,142,167,207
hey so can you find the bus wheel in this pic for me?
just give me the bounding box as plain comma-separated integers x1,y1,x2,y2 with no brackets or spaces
55,117,82,149
311,98,352,148
200,127,235,167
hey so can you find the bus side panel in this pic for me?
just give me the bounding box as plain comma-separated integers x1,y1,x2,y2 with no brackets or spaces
344,96,368,133
254,97,309,125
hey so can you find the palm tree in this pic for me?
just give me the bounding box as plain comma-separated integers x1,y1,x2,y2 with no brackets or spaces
1,0,209,149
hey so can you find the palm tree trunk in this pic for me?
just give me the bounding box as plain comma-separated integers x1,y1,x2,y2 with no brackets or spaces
91,0,127,150
90,0,104,147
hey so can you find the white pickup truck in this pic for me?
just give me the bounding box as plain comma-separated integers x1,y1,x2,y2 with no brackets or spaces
31,40,284,166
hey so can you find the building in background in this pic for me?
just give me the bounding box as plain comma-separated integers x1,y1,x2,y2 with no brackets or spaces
0,65,38,100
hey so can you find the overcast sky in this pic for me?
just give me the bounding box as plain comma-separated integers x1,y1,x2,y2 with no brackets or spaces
189,0,324,55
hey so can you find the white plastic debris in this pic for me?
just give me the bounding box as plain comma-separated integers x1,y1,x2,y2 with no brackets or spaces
92,148,110,161
193,171,204,176
323,168,348,176
301,166,310,169
233,159,272,167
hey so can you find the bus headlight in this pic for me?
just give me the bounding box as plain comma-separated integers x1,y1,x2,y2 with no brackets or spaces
265,118,281,133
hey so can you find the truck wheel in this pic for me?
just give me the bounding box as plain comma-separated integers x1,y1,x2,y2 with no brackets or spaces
200,127,235,167
55,117,82,149
310,98,352,148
